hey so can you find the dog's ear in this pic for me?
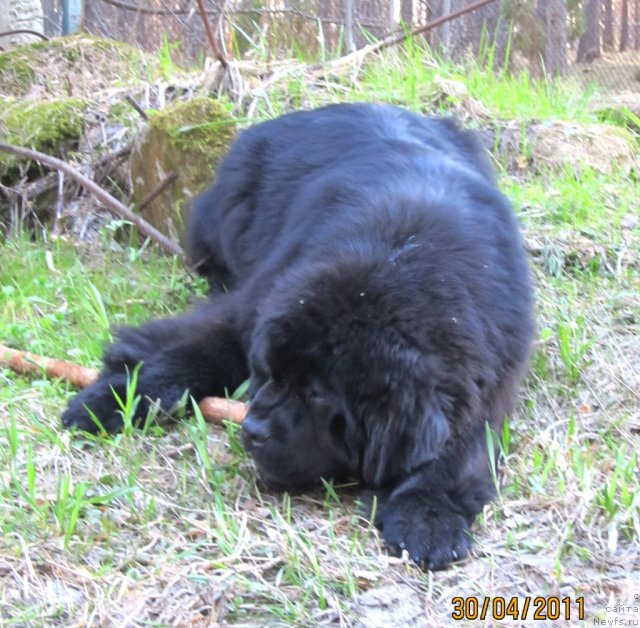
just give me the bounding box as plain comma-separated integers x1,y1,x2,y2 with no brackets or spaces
361,391,451,487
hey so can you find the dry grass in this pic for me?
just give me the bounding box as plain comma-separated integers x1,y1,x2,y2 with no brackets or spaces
1,227,639,628
1,36,639,628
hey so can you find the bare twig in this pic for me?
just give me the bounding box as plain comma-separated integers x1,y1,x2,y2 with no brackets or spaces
52,170,64,234
198,397,247,425
377,0,498,52
19,143,132,200
0,343,248,425
197,0,228,68
311,0,498,75
137,171,178,212
251,0,498,96
1,344,100,389
0,142,184,258
0,29,49,41
125,95,149,121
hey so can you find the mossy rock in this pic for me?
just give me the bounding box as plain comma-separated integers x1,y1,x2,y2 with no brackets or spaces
0,35,150,98
129,97,237,241
0,97,87,182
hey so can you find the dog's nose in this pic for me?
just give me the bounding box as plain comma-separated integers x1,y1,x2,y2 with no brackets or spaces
242,414,271,451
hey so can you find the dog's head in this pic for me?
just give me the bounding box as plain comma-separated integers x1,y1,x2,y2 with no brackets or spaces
242,257,458,491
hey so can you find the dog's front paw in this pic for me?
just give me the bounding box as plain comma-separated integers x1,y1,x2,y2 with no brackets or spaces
61,375,131,434
376,489,472,570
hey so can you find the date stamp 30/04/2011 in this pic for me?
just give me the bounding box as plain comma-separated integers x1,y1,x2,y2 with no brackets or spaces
451,596,585,622
452,595,640,625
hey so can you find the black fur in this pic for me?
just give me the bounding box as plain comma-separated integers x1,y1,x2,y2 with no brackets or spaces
62,103,534,570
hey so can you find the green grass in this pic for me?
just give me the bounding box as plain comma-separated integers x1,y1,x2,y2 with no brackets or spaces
506,166,638,232
2,199,638,628
243,36,608,125
351,40,598,121
1,47,639,625
249,36,602,123
1,234,204,360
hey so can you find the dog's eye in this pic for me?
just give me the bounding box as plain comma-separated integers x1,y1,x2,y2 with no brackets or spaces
252,378,288,407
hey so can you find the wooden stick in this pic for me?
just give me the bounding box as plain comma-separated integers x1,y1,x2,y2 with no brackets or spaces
0,142,185,258
374,0,499,54
307,0,498,78
19,143,133,201
0,343,247,425
198,396,247,425
197,0,228,68
1,344,99,388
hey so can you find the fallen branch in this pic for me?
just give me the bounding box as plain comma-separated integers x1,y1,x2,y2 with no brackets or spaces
374,0,498,54
0,343,247,425
0,142,184,258
19,143,133,200
1,344,99,389
124,95,149,121
198,396,247,425
137,171,178,212
197,0,228,69
308,0,498,77
0,29,49,41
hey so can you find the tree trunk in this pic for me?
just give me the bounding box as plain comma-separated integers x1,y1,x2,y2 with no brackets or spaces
620,0,629,51
634,0,640,49
431,0,508,66
400,0,413,27
81,0,100,33
426,0,446,54
535,0,546,49
543,0,567,77
61,0,84,35
474,0,509,68
345,0,355,53
603,0,614,50
0,0,44,48
441,0,452,53
0,0,9,40
577,0,601,62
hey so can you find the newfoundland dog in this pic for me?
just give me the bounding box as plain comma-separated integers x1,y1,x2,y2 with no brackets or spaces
62,103,534,570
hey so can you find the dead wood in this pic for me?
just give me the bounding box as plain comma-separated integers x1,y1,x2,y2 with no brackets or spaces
197,0,228,68
0,142,184,258
0,343,247,425
19,143,133,201
309,0,498,77
1,344,100,389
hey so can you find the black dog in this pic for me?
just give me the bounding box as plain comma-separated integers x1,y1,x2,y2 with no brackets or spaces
62,103,534,570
